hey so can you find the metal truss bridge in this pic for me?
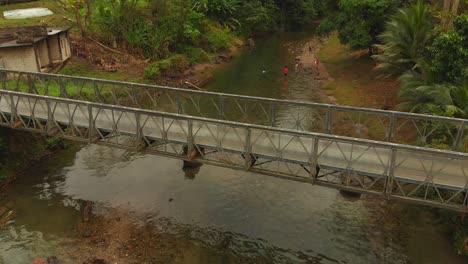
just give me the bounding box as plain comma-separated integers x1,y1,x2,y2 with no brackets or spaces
0,69,467,212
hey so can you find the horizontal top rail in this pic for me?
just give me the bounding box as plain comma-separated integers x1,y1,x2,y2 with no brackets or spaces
1,89,466,160
1,69,466,124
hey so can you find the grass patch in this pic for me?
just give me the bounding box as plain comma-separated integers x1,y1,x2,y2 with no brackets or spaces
318,34,399,109
318,34,399,141
59,58,145,83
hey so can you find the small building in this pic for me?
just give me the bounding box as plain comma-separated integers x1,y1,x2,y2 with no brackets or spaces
0,26,72,73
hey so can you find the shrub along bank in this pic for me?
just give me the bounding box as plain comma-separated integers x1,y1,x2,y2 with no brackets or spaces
58,0,330,80
0,128,70,186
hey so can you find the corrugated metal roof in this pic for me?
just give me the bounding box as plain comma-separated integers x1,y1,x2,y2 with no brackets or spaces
0,36,47,48
0,26,72,48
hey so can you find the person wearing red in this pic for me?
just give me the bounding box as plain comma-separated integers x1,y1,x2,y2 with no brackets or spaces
283,66,289,76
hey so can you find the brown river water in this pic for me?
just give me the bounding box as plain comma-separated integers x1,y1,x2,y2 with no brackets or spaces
1,31,466,264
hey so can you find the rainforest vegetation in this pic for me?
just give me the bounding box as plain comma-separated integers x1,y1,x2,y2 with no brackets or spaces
58,0,467,118
318,0,466,119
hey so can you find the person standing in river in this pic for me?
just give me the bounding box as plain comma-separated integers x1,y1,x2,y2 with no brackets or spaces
283,66,289,77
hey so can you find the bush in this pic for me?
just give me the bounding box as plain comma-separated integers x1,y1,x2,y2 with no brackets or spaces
204,30,230,52
46,137,65,150
144,54,189,80
316,18,335,37
183,47,210,65
144,64,160,80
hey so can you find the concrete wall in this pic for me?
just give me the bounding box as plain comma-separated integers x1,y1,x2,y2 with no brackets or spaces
59,32,71,60
36,39,50,68
0,46,38,72
47,35,62,62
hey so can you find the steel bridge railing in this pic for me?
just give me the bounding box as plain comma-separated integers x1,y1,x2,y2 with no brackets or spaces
0,90,467,212
0,69,466,152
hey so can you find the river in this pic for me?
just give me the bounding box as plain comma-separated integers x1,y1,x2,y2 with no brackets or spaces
1,32,466,264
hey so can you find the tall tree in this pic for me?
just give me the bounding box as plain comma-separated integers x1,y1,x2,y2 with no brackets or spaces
441,0,461,28
334,0,402,55
430,14,468,83
373,2,432,75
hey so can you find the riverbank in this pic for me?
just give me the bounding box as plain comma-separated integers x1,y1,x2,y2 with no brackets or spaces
317,34,399,109
59,35,244,90
0,131,72,188
316,33,468,259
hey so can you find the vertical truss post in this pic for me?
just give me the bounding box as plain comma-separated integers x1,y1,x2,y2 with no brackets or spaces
386,113,397,142
219,95,225,118
46,99,53,134
270,102,276,127
131,84,139,107
310,137,320,184
15,73,21,92
187,120,194,159
88,104,95,143
385,148,397,195
245,128,252,169
58,77,67,98
463,184,468,209
93,79,102,103
135,112,143,149
326,106,333,134
9,93,16,123
176,93,183,114
1,71,6,90
452,121,465,151
27,75,33,94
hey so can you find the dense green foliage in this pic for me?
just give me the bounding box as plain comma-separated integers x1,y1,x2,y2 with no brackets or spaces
318,0,404,52
430,14,468,83
374,2,432,75
66,0,327,79
337,0,402,51
375,4,467,119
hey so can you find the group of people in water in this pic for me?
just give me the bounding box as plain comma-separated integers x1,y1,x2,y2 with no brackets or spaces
262,60,320,77
262,46,320,77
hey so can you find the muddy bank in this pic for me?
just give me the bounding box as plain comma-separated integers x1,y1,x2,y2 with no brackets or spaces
69,206,264,264
68,35,244,91
0,129,75,188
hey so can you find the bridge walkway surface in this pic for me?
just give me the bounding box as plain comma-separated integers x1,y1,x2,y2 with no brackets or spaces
0,70,467,212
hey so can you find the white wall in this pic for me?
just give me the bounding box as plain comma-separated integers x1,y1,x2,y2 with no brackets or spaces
37,39,50,68
47,35,62,62
0,46,38,72
59,32,71,60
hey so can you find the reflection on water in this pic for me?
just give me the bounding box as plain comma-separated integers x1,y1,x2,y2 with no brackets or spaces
2,145,465,263
2,145,380,263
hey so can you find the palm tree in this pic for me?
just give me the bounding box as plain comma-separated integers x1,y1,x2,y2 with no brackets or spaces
373,2,432,76
398,61,467,118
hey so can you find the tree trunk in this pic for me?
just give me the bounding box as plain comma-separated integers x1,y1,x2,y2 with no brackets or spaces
442,0,451,28
451,0,460,15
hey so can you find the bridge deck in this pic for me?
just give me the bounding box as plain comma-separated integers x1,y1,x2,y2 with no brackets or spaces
1,90,467,212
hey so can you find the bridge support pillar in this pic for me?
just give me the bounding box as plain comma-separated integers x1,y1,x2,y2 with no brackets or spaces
182,145,204,169
339,173,362,199
339,189,362,199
